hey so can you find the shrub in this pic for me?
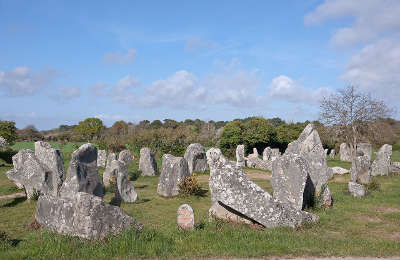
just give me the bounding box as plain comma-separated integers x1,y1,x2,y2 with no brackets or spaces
366,178,380,192
0,231,13,249
178,175,202,196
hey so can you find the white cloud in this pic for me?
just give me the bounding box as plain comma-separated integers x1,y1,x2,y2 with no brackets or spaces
305,0,400,47
115,75,140,92
90,82,109,97
0,66,58,96
103,48,137,64
51,86,81,103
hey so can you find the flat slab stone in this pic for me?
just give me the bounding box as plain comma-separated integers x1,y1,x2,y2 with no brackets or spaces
157,154,190,197
119,149,133,165
177,204,194,230
371,144,392,176
348,182,366,197
139,147,158,176
97,150,106,167
184,143,207,174
331,166,349,175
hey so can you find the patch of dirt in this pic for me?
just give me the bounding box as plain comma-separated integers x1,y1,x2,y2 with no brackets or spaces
332,175,348,183
0,192,25,200
244,169,271,180
370,206,400,214
196,175,210,183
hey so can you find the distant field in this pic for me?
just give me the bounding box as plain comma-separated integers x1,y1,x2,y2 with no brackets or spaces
11,141,85,153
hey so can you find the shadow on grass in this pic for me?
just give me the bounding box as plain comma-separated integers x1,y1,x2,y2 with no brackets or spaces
135,184,148,189
1,197,26,208
129,171,141,181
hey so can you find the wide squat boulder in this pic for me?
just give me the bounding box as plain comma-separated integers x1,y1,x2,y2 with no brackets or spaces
284,124,332,207
350,155,371,185
104,153,117,187
371,144,392,176
271,154,314,210
119,149,133,165
157,154,190,197
60,143,104,198
109,159,138,202
36,192,142,239
236,145,245,167
207,148,318,228
139,147,158,176
184,143,207,174
97,150,106,167
339,143,352,162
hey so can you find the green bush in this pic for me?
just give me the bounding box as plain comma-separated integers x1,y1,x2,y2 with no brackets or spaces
178,175,202,196
0,150,17,164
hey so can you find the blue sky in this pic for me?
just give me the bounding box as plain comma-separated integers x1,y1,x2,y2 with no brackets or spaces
1,0,399,129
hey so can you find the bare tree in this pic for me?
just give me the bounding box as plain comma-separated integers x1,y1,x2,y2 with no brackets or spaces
320,85,392,158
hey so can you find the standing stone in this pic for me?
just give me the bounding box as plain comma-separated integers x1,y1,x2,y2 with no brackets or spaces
34,141,65,197
60,143,104,198
348,182,366,197
35,192,142,239
97,150,106,167
324,149,328,155
329,149,335,159
339,143,352,162
350,155,371,185
0,136,8,147
157,154,190,197
271,148,281,161
357,143,372,161
263,147,272,161
184,143,207,174
236,145,245,167
103,153,117,187
371,144,392,176
207,148,319,228
284,124,332,207
119,149,132,165
113,160,138,202
248,148,259,159
139,147,158,176
271,154,314,210
6,149,51,199
177,204,194,230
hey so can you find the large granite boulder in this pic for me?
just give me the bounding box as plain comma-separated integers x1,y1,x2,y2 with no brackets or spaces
371,144,392,176
7,149,51,199
0,136,8,147
348,182,366,197
236,145,245,167
60,143,104,198
36,192,142,239
207,148,319,228
284,124,332,207
97,150,106,167
34,141,65,197
350,155,371,185
271,154,314,210
339,143,352,162
357,143,372,161
329,149,335,159
263,147,272,161
139,147,158,176
157,154,190,197
184,143,207,174
103,153,117,187
119,149,132,165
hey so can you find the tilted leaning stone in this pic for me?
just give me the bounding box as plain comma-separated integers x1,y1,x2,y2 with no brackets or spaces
357,143,372,161
236,145,245,167
271,154,314,210
371,144,392,176
103,153,117,187
139,147,158,176
157,154,190,197
35,192,142,239
350,155,371,185
97,150,106,167
119,149,133,165
34,141,65,197
284,124,332,207
339,143,352,162
207,148,319,228
60,143,104,198
184,143,207,174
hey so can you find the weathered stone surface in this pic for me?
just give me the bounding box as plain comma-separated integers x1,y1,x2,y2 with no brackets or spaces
103,153,117,187
329,149,335,159
0,136,8,147
207,148,319,228
6,149,51,198
139,147,158,176
246,156,272,171
271,154,314,210
284,124,332,207
184,143,207,174
357,143,372,161
350,155,371,185
119,149,132,165
263,147,272,161
348,182,366,197
324,149,328,155
36,192,142,239
107,159,138,202
247,148,259,159
371,144,392,176
339,143,352,162
271,149,281,161
34,141,65,197
177,204,194,230
209,202,252,224
157,154,190,197
60,143,104,198
331,166,349,175
97,150,106,167
390,161,400,173
236,145,245,167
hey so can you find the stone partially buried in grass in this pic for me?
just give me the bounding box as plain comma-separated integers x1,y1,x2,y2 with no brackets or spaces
157,154,190,197
177,204,194,230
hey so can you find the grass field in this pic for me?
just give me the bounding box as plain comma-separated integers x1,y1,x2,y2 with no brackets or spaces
0,142,399,259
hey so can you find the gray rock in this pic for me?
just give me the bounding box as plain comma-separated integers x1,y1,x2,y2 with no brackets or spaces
34,141,65,197
324,149,328,155
60,143,104,198
207,148,319,228
350,155,371,185
113,160,138,202
35,192,142,239
390,161,400,173
236,145,245,167
7,149,51,198
284,124,332,207
348,182,366,197
119,149,132,165
209,202,252,224
371,144,392,176
262,147,272,161
329,149,335,159
339,143,352,162
139,147,158,176
0,136,8,147
271,149,281,161
357,143,372,161
157,154,190,197
184,143,207,174
245,156,272,171
97,150,106,167
271,154,314,210
331,166,349,175
103,153,117,187
248,148,259,159
177,204,194,230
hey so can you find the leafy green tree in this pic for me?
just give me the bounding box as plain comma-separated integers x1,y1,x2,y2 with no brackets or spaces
163,119,179,129
242,117,276,153
150,120,163,129
268,117,286,127
110,120,128,136
0,120,17,145
219,120,244,156
73,118,104,141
